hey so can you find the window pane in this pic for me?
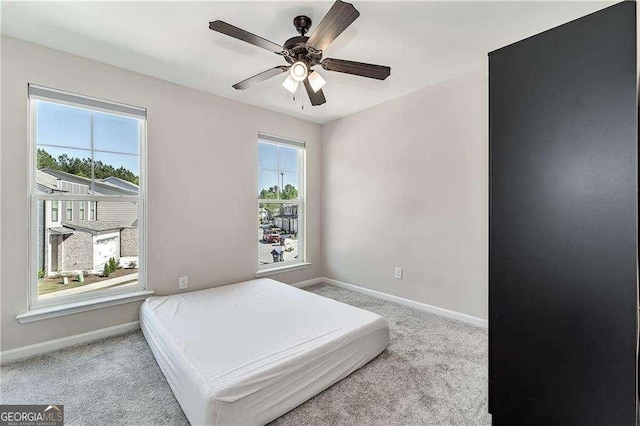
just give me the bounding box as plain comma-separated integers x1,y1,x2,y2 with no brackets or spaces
258,203,300,266
36,101,91,149
51,201,59,222
36,145,93,184
259,169,279,199
93,112,140,154
35,101,140,196
93,151,140,195
281,172,299,200
278,145,299,172
36,199,139,301
66,201,73,221
258,142,278,170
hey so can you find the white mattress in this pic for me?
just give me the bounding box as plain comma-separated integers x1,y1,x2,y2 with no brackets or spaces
140,278,389,426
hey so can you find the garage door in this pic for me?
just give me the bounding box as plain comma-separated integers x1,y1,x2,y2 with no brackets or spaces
95,236,118,267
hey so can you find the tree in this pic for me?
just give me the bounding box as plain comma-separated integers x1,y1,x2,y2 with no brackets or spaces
37,149,58,170
259,185,298,200
281,184,298,200
259,186,281,218
36,148,139,185
258,184,298,218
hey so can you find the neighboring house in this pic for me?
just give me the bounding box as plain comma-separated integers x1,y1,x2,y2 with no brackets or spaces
273,205,298,234
258,207,270,222
101,176,139,193
37,169,139,276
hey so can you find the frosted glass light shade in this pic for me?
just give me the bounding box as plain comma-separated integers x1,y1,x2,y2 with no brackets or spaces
307,71,326,93
282,74,299,94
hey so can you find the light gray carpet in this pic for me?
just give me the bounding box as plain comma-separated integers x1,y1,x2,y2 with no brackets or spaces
1,283,489,425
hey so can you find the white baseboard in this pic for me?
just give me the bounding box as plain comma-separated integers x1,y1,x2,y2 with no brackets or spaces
0,321,140,365
1,277,485,364
290,277,323,288
322,278,488,328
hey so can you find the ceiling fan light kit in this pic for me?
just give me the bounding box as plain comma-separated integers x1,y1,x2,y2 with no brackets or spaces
282,74,300,94
209,0,391,107
307,71,326,93
290,61,308,82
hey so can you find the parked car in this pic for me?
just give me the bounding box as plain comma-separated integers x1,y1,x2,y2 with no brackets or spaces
263,231,281,243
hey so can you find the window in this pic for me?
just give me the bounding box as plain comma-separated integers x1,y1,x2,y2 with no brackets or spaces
257,134,305,270
51,201,59,222
66,201,73,221
29,85,146,309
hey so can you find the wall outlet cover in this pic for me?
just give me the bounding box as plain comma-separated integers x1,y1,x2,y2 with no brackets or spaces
395,267,403,280
179,276,188,289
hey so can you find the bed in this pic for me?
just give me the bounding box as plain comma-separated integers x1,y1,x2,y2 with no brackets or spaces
140,278,389,425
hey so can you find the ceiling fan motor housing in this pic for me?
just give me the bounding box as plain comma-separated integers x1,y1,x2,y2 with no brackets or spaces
293,15,312,35
284,35,323,66
285,15,322,67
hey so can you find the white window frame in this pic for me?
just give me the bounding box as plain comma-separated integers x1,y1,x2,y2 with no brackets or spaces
257,133,307,274
26,85,149,316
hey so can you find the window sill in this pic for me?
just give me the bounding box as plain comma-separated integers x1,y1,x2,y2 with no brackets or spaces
256,262,311,278
16,290,154,324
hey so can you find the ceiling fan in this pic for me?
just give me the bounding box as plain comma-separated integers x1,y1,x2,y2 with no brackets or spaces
209,0,391,106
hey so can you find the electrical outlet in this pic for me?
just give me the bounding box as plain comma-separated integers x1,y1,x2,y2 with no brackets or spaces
179,276,188,290
395,267,403,280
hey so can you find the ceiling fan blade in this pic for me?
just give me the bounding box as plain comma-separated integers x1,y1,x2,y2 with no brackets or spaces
321,58,391,80
306,0,360,51
209,20,287,55
232,66,289,90
303,78,327,106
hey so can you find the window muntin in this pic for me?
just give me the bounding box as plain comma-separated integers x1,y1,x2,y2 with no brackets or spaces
30,85,146,308
257,136,304,270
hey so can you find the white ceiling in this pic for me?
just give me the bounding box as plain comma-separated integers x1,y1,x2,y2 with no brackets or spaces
1,1,612,124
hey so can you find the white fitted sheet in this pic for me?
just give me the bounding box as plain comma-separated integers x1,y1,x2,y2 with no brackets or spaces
140,278,389,426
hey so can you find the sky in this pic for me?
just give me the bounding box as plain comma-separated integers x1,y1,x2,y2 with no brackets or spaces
36,100,140,175
258,142,299,196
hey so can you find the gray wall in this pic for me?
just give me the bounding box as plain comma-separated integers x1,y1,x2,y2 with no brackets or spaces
322,69,488,319
1,36,323,351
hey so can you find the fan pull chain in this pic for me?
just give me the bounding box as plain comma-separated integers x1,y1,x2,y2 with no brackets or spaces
291,83,304,110
289,84,303,110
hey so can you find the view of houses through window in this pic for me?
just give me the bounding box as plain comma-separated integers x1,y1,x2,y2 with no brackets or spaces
32,91,144,303
258,138,304,268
